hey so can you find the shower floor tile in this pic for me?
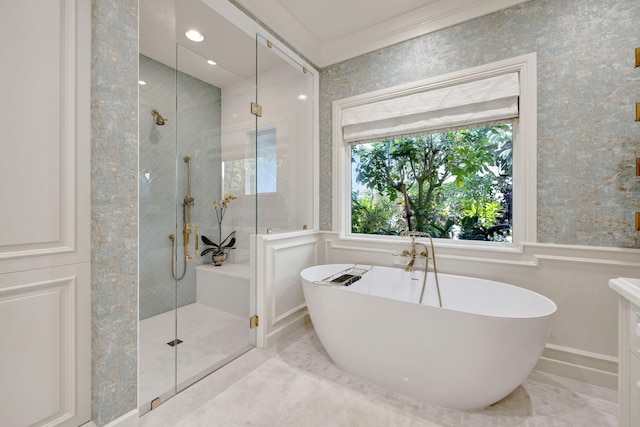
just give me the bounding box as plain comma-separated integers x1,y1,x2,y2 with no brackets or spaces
138,302,250,408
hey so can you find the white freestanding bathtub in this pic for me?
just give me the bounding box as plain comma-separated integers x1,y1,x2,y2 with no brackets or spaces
301,264,556,410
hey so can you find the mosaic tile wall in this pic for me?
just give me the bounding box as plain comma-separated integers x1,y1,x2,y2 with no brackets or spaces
91,0,138,425
319,0,640,248
139,55,222,320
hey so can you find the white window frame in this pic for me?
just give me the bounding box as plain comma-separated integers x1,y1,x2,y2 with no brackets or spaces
332,53,537,249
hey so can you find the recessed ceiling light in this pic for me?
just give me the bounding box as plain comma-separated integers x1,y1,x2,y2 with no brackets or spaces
185,30,204,42
297,94,308,101
207,59,217,66
138,80,146,85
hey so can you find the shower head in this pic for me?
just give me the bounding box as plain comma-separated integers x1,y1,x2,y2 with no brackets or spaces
151,109,166,126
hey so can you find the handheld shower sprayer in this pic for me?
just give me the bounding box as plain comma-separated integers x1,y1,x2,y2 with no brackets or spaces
183,156,196,261
170,155,198,280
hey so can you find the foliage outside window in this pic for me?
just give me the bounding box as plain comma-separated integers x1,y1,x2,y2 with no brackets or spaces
350,124,513,242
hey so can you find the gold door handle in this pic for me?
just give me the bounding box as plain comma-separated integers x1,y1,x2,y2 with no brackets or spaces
184,223,192,260
195,225,199,255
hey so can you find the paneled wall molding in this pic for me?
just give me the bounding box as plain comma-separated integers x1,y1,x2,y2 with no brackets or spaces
0,275,76,426
320,233,640,271
0,263,90,426
255,232,318,348
0,0,91,274
0,0,92,425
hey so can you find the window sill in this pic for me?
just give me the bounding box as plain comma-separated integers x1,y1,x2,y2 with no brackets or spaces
331,232,526,255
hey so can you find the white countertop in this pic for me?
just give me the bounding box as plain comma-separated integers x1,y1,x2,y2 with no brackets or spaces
609,277,640,307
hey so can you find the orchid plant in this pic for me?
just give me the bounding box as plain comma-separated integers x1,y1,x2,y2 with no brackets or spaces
200,193,237,257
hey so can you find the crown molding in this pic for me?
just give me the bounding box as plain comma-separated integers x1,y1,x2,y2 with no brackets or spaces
234,0,323,66
237,0,530,68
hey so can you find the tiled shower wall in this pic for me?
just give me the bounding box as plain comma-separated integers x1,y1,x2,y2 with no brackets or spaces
139,54,222,320
319,0,640,248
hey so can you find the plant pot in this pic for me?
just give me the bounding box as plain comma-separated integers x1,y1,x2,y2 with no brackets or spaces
212,252,227,266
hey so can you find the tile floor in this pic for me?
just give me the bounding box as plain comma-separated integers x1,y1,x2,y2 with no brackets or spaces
138,302,250,409
139,325,617,426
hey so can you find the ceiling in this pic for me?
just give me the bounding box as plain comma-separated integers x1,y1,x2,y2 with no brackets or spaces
139,0,530,86
140,0,285,88
234,0,530,67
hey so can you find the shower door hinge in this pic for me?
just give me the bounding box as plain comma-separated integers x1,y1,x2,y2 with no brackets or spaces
250,315,259,329
251,102,263,117
151,397,161,410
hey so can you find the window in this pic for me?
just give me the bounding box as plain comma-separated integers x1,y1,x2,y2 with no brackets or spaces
250,128,277,195
351,125,512,241
223,127,277,196
333,54,537,245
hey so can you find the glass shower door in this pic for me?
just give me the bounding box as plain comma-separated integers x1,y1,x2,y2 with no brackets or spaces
139,0,259,411
255,35,315,234
174,12,258,393
139,0,317,412
138,52,179,410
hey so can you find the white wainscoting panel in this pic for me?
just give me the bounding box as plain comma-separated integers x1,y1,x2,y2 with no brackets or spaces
271,240,315,323
256,232,318,348
0,0,91,274
0,264,91,427
0,0,92,425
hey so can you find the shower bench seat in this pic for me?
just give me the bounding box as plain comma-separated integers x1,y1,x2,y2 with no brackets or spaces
196,263,250,318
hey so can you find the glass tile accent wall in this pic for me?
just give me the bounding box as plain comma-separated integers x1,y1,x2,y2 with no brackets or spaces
139,54,222,320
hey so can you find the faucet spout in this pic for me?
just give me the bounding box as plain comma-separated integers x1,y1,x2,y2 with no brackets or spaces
405,254,416,272
400,231,429,272
403,237,419,272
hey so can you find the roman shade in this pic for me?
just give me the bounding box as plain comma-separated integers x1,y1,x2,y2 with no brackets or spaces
341,72,520,144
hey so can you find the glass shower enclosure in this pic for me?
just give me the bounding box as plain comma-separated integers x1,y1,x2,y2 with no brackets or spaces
138,0,315,414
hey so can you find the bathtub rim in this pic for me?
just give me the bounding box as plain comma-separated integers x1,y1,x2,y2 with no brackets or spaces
301,263,557,319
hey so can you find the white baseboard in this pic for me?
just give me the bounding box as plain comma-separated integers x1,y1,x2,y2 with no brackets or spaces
81,410,139,427
535,344,618,390
262,311,311,351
